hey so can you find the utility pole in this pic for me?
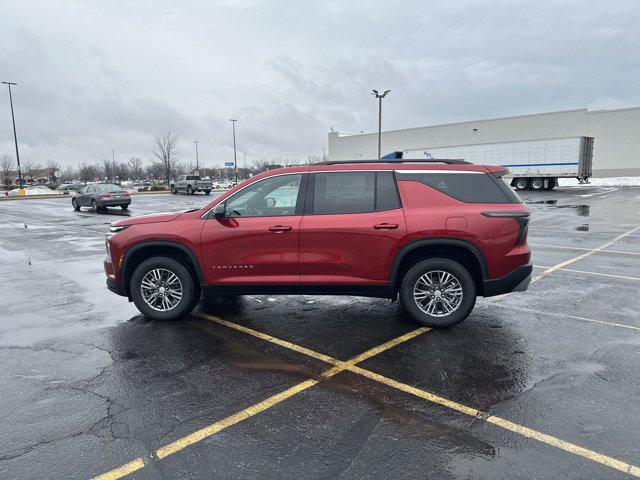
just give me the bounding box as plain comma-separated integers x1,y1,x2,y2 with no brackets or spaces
112,149,116,162
230,119,237,184
2,81,24,192
193,140,199,172
243,152,247,180
372,89,390,159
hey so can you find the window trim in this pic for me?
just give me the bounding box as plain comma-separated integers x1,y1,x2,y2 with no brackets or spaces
304,171,402,216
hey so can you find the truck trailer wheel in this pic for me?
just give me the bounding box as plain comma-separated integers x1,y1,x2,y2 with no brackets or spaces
514,178,529,191
544,178,557,190
530,178,544,191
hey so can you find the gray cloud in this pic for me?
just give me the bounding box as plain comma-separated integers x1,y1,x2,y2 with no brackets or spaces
0,0,638,168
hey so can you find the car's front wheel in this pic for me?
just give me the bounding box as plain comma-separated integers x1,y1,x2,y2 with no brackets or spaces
399,258,476,328
187,185,193,195
171,185,177,194
130,257,198,320
204,190,211,195
72,198,80,211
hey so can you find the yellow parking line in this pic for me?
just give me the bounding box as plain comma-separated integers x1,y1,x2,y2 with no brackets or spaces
532,226,640,283
91,459,146,480
90,317,430,479
348,365,640,476
495,304,640,332
530,243,640,256
206,315,640,477
534,265,640,282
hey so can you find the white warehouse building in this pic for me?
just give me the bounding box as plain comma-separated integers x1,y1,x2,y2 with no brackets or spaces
328,107,640,178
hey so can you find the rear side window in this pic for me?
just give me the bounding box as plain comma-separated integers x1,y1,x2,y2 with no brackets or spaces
186,175,200,180
310,172,401,215
396,172,519,203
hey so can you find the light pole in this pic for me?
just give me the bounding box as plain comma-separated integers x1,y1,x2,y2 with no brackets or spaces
372,89,390,159
2,81,24,192
193,140,199,172
230,119,237,184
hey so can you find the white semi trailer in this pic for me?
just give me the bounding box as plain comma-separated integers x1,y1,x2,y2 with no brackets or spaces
402,136,594,191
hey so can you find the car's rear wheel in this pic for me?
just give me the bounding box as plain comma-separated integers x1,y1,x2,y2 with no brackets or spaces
171,185,177,194
530,177,544,191
120,204,129,210
130,257,197,320
514,178,529,191
187,185,193,195
91,199,98,211
72,198,80,211
204,190,211,195
399,258,476,328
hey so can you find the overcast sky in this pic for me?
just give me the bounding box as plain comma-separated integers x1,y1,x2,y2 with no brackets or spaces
1,0,639,169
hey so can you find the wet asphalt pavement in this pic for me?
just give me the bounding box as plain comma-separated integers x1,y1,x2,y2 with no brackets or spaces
1,186,639,479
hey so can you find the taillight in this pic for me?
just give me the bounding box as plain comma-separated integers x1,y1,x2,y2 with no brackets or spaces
123,193,130,197
100,194,111,198
482,210,530,245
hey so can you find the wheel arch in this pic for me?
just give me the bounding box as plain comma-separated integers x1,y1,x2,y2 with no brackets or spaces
389,239,487,295
121,241,204,297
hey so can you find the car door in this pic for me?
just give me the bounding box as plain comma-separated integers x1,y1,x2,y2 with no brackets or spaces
299,171,406,284
80,186,93,206
201,173,306,284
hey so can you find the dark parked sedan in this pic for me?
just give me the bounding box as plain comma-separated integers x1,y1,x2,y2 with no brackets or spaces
72,183,131,211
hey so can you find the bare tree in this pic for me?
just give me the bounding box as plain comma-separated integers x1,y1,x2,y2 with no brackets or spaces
1,154,13,186
128,157,144,180
78,163,99,184
61,165,76,182
22,160,41,184
153,131,180,186
46,160,60,185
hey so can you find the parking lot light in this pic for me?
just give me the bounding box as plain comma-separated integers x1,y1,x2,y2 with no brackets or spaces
2,81,24,194
230,119,237,184
371,89,390,159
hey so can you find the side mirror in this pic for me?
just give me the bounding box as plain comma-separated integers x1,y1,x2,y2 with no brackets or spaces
212,203,225,219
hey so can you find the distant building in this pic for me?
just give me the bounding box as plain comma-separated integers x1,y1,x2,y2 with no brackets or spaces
328,107,640,177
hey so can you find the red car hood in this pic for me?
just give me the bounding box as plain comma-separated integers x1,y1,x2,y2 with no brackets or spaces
113,211,182,226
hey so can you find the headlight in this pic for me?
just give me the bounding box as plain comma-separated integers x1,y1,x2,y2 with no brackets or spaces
109,225,130,234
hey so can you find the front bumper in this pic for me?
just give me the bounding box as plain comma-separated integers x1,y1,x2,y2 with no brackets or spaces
106,277,127,297
483,262,532,297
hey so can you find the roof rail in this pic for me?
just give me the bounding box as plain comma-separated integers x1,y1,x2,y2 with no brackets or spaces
321,158,472,165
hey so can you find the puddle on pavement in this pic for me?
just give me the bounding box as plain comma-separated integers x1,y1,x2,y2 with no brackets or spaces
526,200,590,216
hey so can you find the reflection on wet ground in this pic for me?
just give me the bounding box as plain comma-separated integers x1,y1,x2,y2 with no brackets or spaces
1,187,640,479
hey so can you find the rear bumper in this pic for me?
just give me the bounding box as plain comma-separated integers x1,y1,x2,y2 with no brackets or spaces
97,198,131,207
483,262,532,297
106,277,127,297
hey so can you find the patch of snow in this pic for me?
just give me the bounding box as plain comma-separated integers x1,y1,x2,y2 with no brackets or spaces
559,177,640,187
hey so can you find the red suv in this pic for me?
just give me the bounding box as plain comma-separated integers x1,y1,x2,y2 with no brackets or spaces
104,160,531,328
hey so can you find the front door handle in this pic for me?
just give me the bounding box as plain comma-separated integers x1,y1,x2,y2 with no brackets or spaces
373,223,399,230
269,225,292,232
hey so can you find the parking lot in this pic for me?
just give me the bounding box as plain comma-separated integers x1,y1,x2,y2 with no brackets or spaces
1,185,639,479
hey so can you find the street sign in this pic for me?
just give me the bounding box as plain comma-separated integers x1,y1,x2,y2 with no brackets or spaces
54,170,61,177
224,162,234,167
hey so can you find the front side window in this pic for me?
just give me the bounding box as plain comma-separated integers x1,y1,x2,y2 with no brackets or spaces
310,171,400,215
224,174,302,217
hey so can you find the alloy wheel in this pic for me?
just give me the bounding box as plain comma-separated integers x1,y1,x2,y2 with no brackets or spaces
413,270,463,317
140,268,183,312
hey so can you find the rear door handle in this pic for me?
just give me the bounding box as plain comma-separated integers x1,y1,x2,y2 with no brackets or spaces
269,225,292,232
373,223,399,230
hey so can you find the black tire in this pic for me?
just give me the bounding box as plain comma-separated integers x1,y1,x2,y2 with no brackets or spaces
130,257,198,321
171,185,177,194
187,185,194,195
514,178,529,191
204,190,211,195
544,178,557,190
399,258,476,328
120,204,129,210
530,177,544,191
72,198,80,211
91,199,98,211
